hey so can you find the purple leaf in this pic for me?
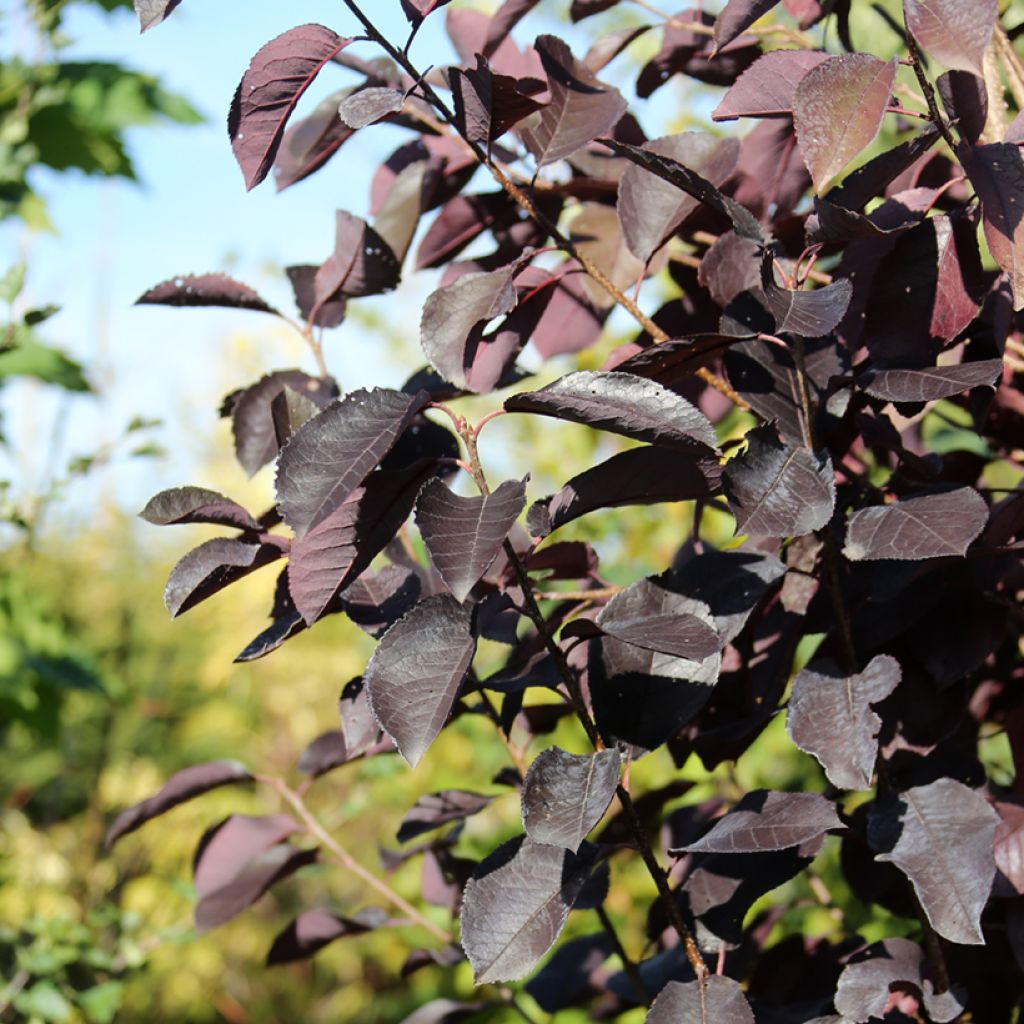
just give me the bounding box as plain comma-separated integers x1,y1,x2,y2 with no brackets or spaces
274,89,354,191
646,976,755,1024
288,461,436,625
313,210,401,303
105,760,252,848
276,388,430,538
459,835,601,983
286,265,346,327
417,192,514,271
713,0,784,52
450,58,546,147
525,263,607,358
861,360,1003,402
415,478,526,602
583,25,651,73
937,70,988,145
505,371,719,452
339,87,404,128
677,790,843,853
235,612,305,663
339,675,387,760
365,594,476,767
905,0,997,75
869,778,999,944
787,655,902,790
724,424,835,539
164,538,284,617
712,49,830,120
228,25,351,190
483,0,541,56
266,908,376,965
296,731,348,778
793,54,898,191
132,0,181,32
760,254,853,335
618,133,740,262
524,933,612,1011
528,447,721,537
400,0,454,26
338,566,422,639
521,35,627,166
397,791,492,843
136,273,280,315
835,937,965,1023
596,578,723,661
521,747,621,851
843,487,988,561
140,487,259,532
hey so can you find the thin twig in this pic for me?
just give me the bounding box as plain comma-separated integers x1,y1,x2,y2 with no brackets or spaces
904,29,959,152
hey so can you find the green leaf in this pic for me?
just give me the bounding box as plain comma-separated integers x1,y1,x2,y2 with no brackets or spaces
0,334,92,391
0,262,26,303
77,981,124,1024
13,981,72,1023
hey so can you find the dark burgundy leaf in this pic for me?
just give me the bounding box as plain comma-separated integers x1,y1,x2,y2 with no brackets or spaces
676,790,842,854
228,25,351,190
274,90,353,192
601,137,766,244
286,265,346,327
270,386,320,450
861,360,1002,402
397,791,492,843
276,388,430,538
105,760,252,848
234,612,305,663
793,54,897,191
713,0,783,51
571,0,621,17
618,133,740,262
296,731,347,778
365,594,475,767
527,447,721,537
314,210,401,302
646,975,755,1023
521,747,621,851
905,0,997,75
449,59,546,147
339,87,404,128
610,334,752,387
339,675,386,760
760,255,853,336
483,0,541,56
712,49,830,120
417,193,510,271
937,70,988,145
136,273,280,315
133,0,181,32
596,579,723,661
164,538,283,617
400,0,454,26
843,487,988,561
288,461,435,625
583,25,651,73
505,371,718,452
140,487,258,532
266,908,375,965
338,566,422,639
524,933,612,1011
415,478,526,602
723,424,835,539
521,35,627,166
787,655,901,790
459,835,600,983
231,370,337,477
868,778,998,943
834,937,964,1023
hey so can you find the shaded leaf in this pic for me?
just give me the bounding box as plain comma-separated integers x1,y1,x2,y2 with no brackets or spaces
140,487,258,532
274,89,354,191
314,210,401,303
760,254,853,336
366,594,476,767
397,791,493,844
235,612,305,663
266,908,376,965
136,273,280,315
415,478,526,601
105,761,252,848
521,747,621,851
524,933,612,1012
712,49,830,120
723,424,835,539
286,265,346,327
905,0,997,75
133,0,182,32
483,0,541,56
228,24,351,190
164,538,283,617
793,54,898,191
869,778,998,944
843,487,988,561
521,35,627,166
339,566,422,639
296,731,347,778
713,0,783,52
646,975,755,1023
505,371,718,452
787,656,901,790
276,388,430,538
937,70,988,145
459,835,600,983
861,360,1002,402
449,58,546,147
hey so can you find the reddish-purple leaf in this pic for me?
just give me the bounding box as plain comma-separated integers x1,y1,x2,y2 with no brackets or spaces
609,334,751,388
266,908,376,965
286,265,347,328
140,487,259,532
843,487,988,561
521,35,627,166
274,90,354,191
583,25,651,73
164,538,283,617
460,836,601,983
937,70,988,145
521,748,621,851
712,49,829,120
136,273,280,315
296,731,347,778
339,566,422,639
647,976,755,1024
713,0,784,52
339,87,404,128
618,133,740,262
416,192,515,270
793,54,898,191
861,360,1003,402
904,0,997,75
397,791,492,843
760,255,854,335
527,447,721,537
401,0,454,26
571,202,649,301
313,210,401,303
365,594,476,767
483,0,542,56
449,58,546,147
524,264,606,358
133,0,181,32
677,790,842,853
787,655,901,790
869,778,998,944
228,25,351,191
276,388,430,538
505,371,719,452
724,424,835,539
415,477,526,602
105,760,252,848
